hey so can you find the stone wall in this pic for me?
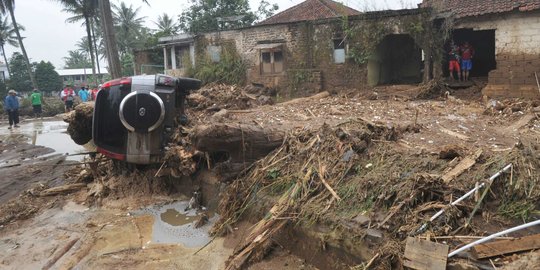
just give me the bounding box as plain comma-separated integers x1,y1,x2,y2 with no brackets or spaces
195,10,429,97
456,11,540,98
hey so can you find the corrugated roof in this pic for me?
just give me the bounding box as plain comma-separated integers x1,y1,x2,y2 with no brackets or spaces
420,0,540,18
56,68,108,76
258,0,360,26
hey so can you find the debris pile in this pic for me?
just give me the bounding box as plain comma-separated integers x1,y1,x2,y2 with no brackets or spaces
187,83,275,111
210,117,540,269
64,102,94,145
212,119,408,269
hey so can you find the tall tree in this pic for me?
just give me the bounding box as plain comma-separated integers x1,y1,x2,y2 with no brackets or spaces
64,50,91,69
99,0,122,78
0,0,38,88
35,61,62,93
57,0,97,83
6,52,32,92
179,0,256,33
0,14,19,76
112,2,146,55
154,13,178,37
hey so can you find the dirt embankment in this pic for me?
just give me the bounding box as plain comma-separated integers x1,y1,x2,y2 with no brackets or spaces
1,81,540,270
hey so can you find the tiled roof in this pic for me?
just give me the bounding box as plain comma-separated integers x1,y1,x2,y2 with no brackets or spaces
258,0,361,25
420,0,540,18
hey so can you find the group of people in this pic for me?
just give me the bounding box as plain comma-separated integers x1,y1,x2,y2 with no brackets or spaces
61,85,100,112
3,84,100,130
448,41,475,81
3,88,43,129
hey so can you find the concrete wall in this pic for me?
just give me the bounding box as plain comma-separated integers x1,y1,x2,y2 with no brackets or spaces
456,11,540,98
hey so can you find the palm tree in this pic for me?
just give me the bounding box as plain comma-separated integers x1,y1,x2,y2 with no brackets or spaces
112,2,146,56
0,0,37,88
98,0,147,78
0,14,19,76
154,13,178,36
64,50,91,69
57,0,97,82
99,0,122,78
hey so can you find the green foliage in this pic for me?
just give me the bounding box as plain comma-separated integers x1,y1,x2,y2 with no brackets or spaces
7,52,32,93
153,13,179,37
113,1,149,56
498,199,536,222
120,53,134,76
266,169,280,180
35,61,62,93
179,0,277,33
189,43,246,85
288,69,314,90
342,18,390,65
64,50,91,68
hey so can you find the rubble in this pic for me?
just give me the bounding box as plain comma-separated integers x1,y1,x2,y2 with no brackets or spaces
2,82,540,270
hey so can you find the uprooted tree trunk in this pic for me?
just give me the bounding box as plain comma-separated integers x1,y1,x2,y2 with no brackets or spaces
191,123,285,180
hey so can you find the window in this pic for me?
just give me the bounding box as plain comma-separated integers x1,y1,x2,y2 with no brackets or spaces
208,46,221,62
175,45,190,69
333,39,346,64
260,50,284,74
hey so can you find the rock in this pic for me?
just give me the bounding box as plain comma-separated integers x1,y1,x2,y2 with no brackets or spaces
365,228,383,242
352,214,370,226
211,109,229,121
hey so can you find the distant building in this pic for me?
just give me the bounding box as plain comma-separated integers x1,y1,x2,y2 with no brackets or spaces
56,68,108,86
0,61,10,80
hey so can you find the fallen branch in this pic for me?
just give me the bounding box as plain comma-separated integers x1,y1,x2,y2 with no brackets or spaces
42,238,79,270
39,183,87,197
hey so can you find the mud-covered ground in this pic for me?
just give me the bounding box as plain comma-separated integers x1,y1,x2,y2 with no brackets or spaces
0,83,539,270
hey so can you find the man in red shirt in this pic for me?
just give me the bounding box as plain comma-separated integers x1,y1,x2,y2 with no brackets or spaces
61,85,75,112
448,42,461,81
460,41,475,81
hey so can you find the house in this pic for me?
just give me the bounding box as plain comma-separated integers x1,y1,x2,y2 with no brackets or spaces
56,68,109,87
157,33,196,77
421,0,540,98
139,0,540,98
150,0,431,97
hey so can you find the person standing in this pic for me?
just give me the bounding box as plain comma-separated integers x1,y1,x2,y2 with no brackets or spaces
79,86,89,102
448,42,461,81
4,89,20,129
30,89,43,118
460,41,475,81
61,85,75,112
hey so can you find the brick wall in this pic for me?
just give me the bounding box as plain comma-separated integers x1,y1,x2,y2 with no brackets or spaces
195,12,429,97
456,11,540,98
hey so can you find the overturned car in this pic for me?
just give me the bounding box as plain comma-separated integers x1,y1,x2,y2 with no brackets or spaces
93,74,200,164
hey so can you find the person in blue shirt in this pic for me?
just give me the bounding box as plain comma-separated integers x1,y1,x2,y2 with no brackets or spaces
4,89,20,129
79,86,89,102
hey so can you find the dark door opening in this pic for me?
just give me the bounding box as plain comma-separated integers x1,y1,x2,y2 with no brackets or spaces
444,29,496,78
368,34,422,86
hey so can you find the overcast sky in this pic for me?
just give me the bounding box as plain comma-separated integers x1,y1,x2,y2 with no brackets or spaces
4,0,422,69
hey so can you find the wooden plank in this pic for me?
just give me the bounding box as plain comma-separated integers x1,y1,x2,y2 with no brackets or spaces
506,113,536,132
404,237,449,270
472,233,540,259
441,149,482,183
440,127,471,141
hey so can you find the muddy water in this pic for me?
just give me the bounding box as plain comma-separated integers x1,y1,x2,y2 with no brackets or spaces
136,201,219,248
0,119,89,160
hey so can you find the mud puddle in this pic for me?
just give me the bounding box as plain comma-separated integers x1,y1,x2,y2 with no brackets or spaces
0,120,90,161
135,201,218,248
